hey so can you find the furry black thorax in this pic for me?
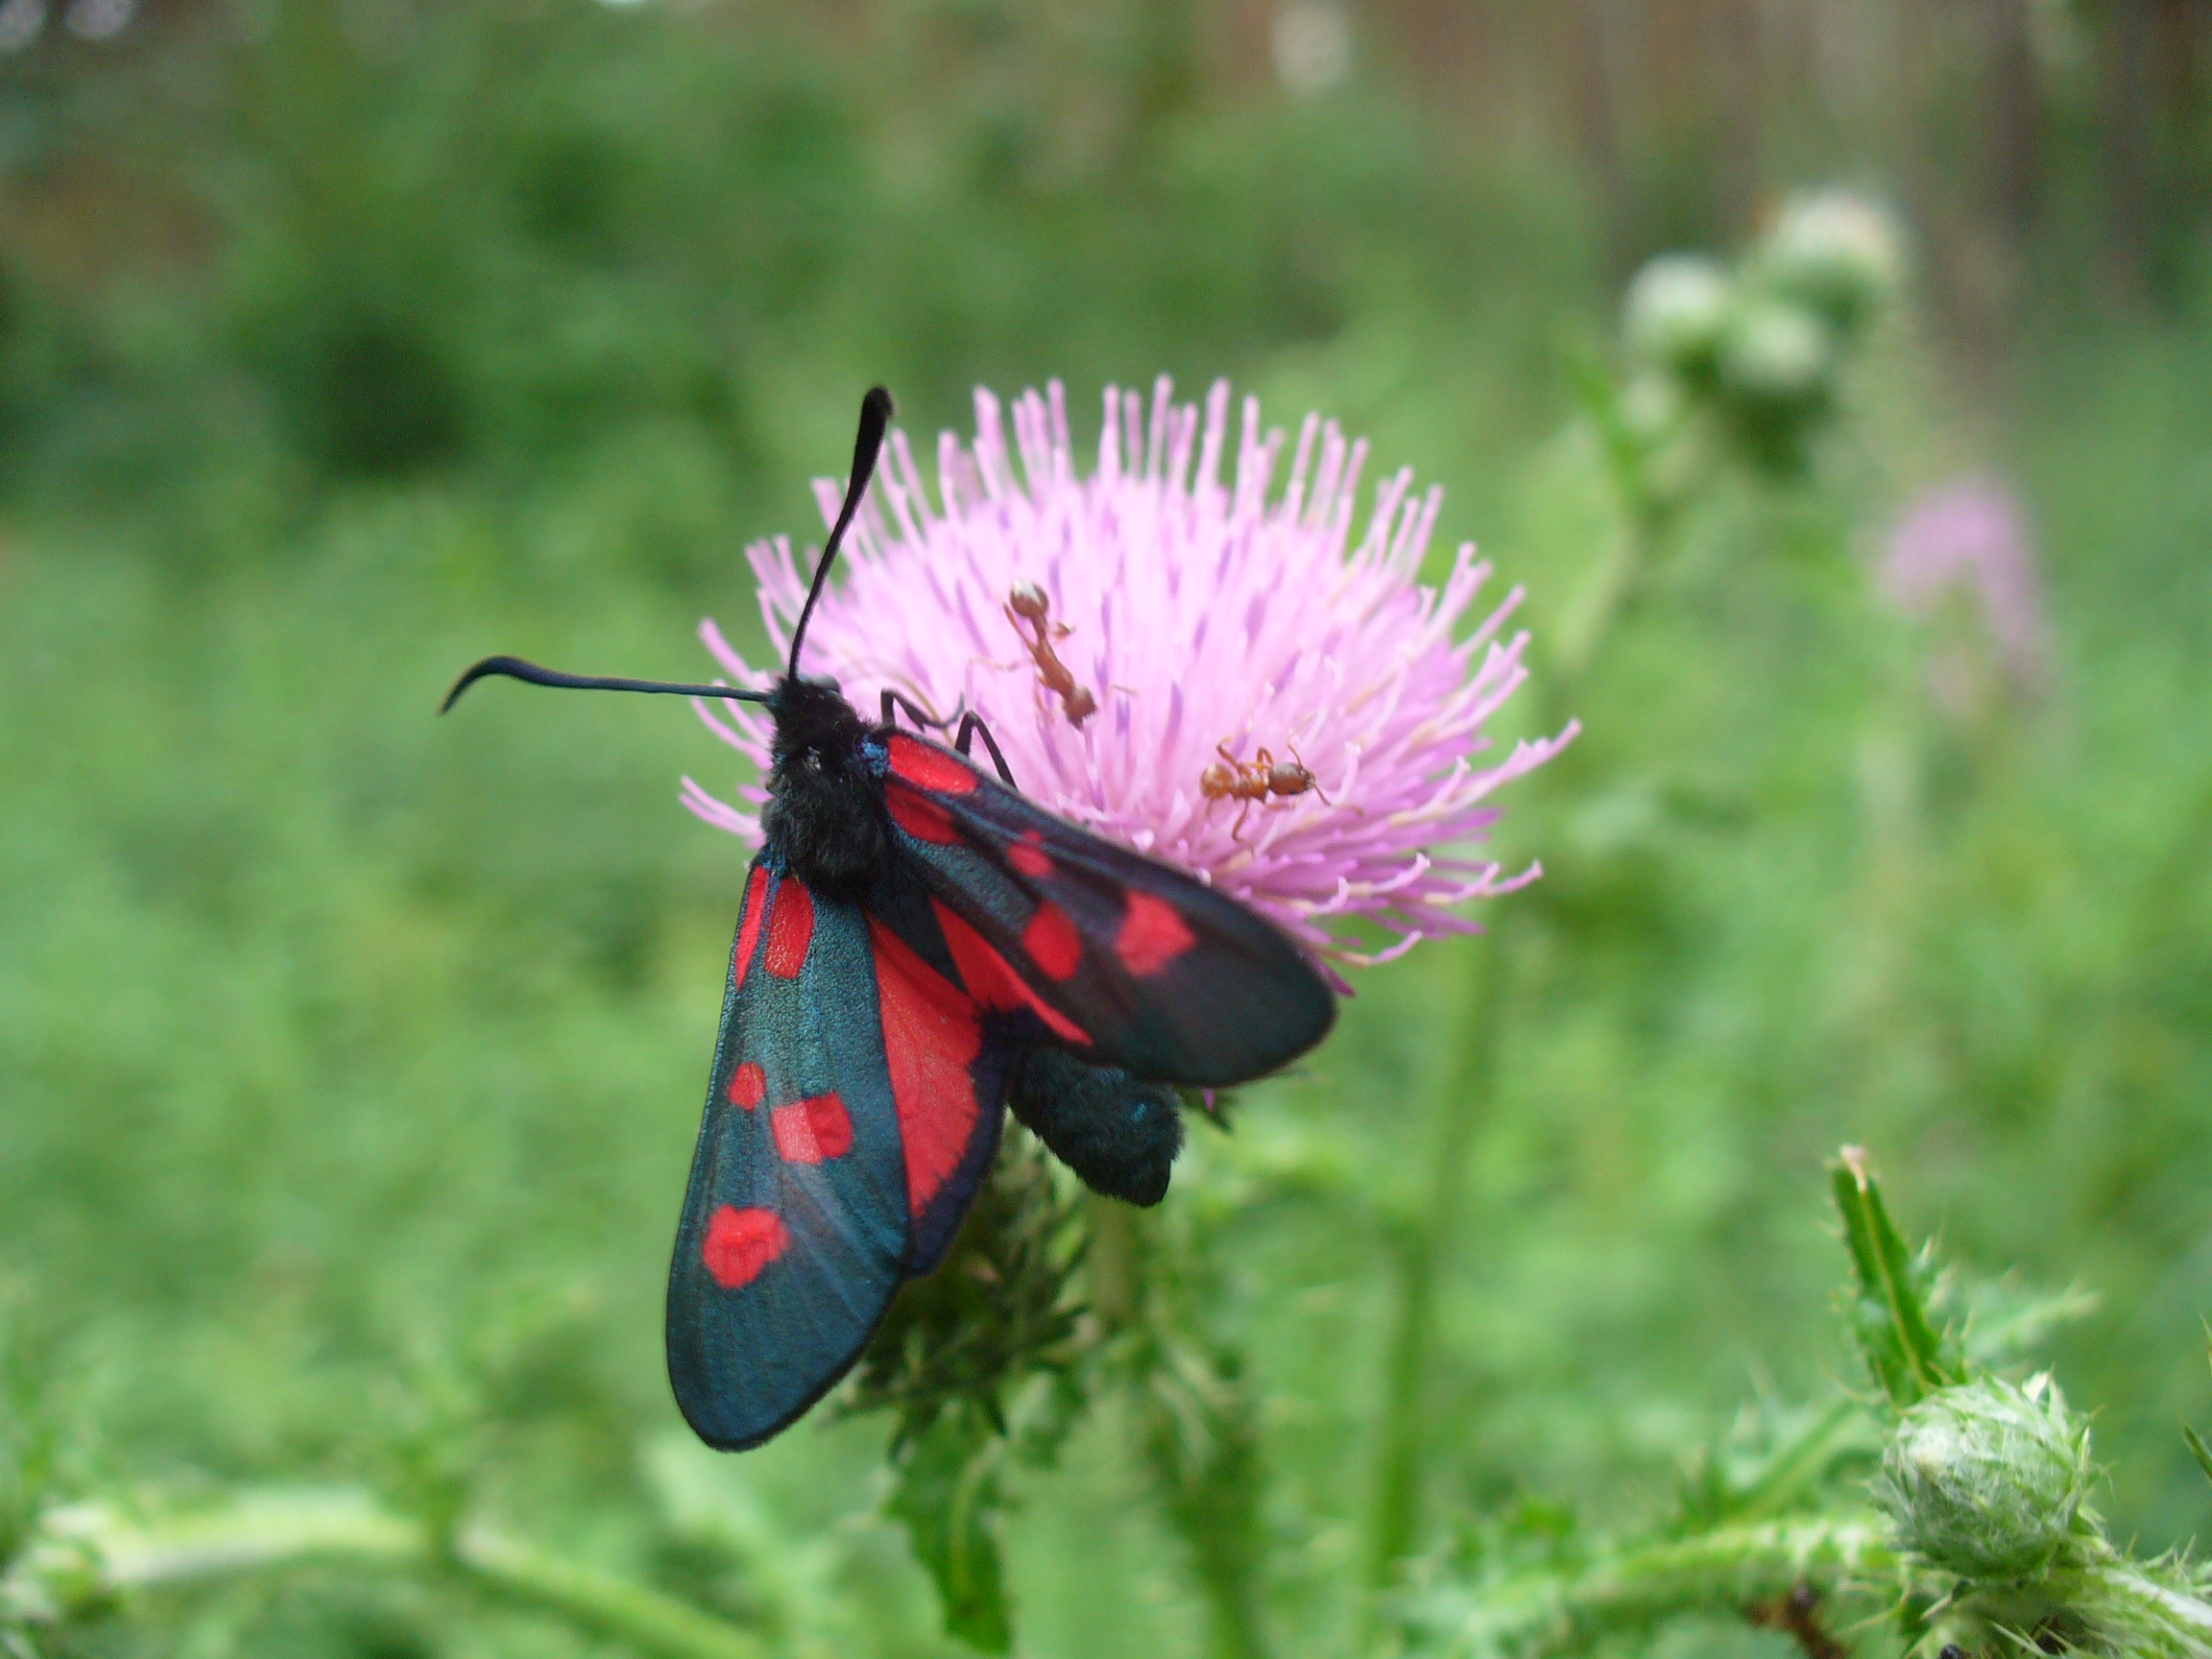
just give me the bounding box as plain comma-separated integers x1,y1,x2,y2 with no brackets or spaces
758,674,894,903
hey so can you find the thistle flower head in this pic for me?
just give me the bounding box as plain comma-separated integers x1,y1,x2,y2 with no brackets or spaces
1884,476,2048,695
683,378,1575,969
1875,1375,2097,1581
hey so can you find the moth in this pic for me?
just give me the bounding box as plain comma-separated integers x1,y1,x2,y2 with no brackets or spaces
443,388,1334,1449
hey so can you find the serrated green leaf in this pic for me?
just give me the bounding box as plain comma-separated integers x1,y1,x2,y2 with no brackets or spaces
887,1410,1012,1653
2183,1424,2212,1490
1831,1147,1963,1408
1951,1273,2100,1368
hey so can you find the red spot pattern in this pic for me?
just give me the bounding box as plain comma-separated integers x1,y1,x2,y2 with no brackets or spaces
702,1205,788,1288
886,733,979,795
1008,831,1053,879
1022,901,1083,981
932,900,1091,1046
1116,891,1196,977
886,782,960,845
727,1061,765,1110
771,1094,854,1164
867,920,984,1216
731,866,770,990
764,878,814,978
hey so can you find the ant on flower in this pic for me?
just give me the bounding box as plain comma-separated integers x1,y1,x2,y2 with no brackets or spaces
1002,580,1098,728
1200,740,1339,840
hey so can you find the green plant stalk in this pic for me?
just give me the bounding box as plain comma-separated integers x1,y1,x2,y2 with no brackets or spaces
0,1490,767,1659
452,1527,769,1659
1088,1192,1142,1332
1363,932,1503,1597
1430,1511,1903,1658
1929,1546,2212,1659
1362,464,1644,1599
1164,1404,1271,1659
1111,1204,1273,1659
2077,1555,2212,1656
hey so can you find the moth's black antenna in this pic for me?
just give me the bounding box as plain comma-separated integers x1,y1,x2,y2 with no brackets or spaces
440,655,773,713
785,386,893,679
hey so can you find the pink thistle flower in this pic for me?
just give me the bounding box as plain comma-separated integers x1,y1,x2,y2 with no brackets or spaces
683,378,1576,972
1883,475,2049,696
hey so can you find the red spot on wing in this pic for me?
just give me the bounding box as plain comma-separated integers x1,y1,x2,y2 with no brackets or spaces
886,782,960,845
771,1094,854,1164
1022,901,1083,981
702,1205,789,1288
1008,831,1053,878
1117,891,1196,976
867,919,985,1216
732,866,770,990
932,900,1091,1046
764,878,814,978
727,1061,765,1110
887,733,979,795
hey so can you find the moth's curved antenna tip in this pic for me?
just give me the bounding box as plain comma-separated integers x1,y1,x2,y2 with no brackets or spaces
440,654,529,713
436,653,773,712
862,385,894,427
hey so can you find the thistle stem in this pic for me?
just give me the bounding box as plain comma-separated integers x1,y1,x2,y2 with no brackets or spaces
1424,1512,1902,1658
1363,931,1503,1598
1,1490,767,1659
1361,435,1657,1610
451,1527,768,1659
2097,1563,2212,1653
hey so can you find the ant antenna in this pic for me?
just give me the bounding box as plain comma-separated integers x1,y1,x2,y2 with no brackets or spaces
785,386,893,679
440,655,772,713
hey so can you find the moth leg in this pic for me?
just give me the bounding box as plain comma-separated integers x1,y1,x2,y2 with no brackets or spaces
881,688,957,732
954,712,1018,787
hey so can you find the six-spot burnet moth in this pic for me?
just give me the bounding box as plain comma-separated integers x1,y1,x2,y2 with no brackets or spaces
441,387,1336,1450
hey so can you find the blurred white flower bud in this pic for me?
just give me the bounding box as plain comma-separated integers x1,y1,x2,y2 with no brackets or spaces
1876,1376,2096,1581
1623,254,1732,373
1718,301,1831,405
1757,190,1904,332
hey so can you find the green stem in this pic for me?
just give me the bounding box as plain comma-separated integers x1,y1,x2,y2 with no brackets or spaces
1,1490,768,1659
1114,1208,1271,1659
1363,933,1503,1597
1088,1192,1141,1331
453,1526,768,1659
1423,1512,1904,1658
1361,442,1658,1610
2091,1562,2212,1654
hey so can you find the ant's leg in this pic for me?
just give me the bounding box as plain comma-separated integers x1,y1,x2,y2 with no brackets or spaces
881,688,957,732
1231,799,1253,843
954,712,1018,787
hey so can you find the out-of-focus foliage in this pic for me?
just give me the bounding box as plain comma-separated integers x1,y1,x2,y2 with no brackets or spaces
6,2,2212,1656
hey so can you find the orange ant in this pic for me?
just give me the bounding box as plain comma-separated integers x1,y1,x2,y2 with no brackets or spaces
1200,740,1336,839
1003,580,1097,727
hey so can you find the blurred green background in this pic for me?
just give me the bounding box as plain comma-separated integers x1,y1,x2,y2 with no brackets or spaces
4,1,2212,1654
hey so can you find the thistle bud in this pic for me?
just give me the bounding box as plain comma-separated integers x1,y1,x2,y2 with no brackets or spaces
1623,254,1732,375
1755,190,1904,333
1718,301,1832,408
1875,1376,2096,1581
